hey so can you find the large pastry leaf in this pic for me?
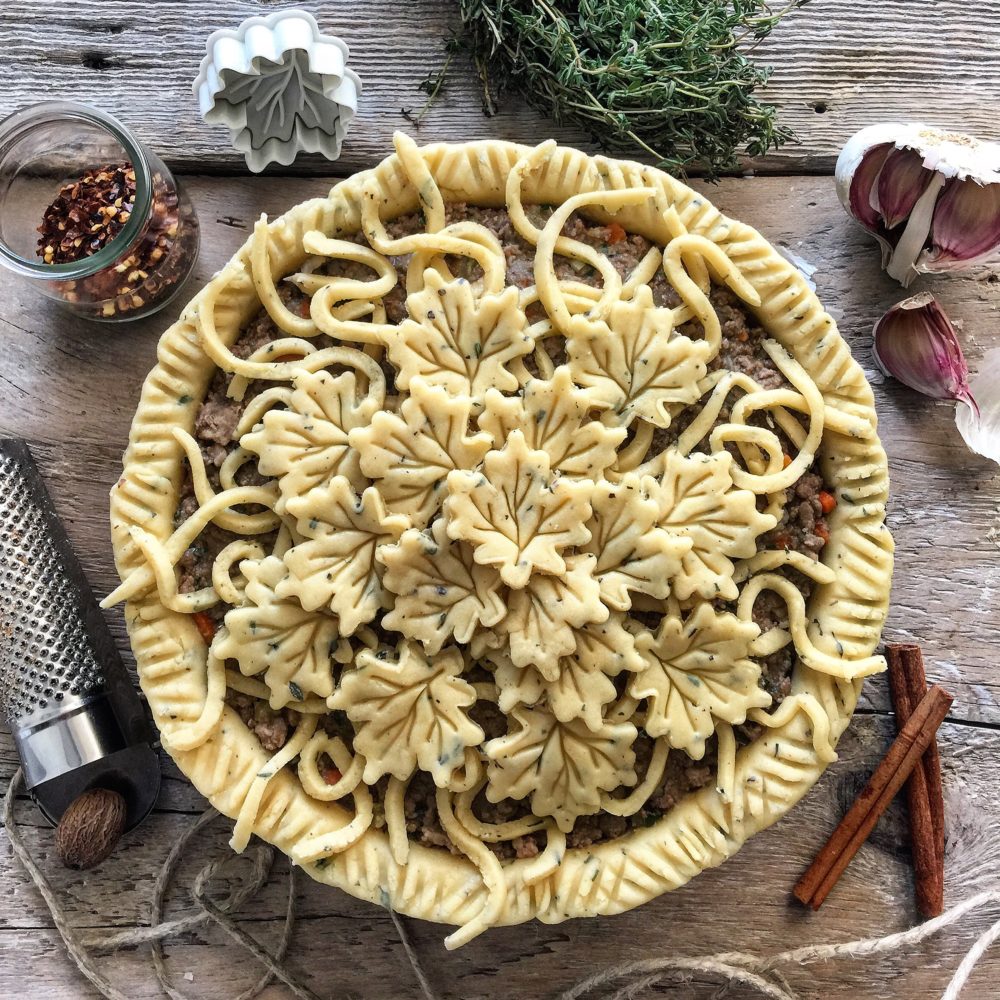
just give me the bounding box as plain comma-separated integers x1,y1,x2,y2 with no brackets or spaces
629,602,769,758
583,474,690,610
331,642,483,787
349,378,491,527
566,287,711,427
380,520,506,653
384,269,533,401
478,367,624,478
445,430,593,588
498,553,608,678
216,556,348,709
242,369,376,511
656,451,776,601
485,706,637,832
279,478,409,634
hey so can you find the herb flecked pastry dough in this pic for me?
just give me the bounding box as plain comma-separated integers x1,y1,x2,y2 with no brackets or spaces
106,134,893,948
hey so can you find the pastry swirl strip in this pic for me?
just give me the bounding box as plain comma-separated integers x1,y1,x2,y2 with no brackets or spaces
227,338,317,402
711,341,825,494
127,525,217,613
384,776,411,866
251,215,320,338
297,732,366,801
534,187,659,334
234,387,294,438
518,823,566,888
231,715,318,853
161,651,227,753
436,787,508,950
101,485,280,608
405,221,507,298
174,428,280,534
715,723,737,805
733,549,837,586
210,539,265,606
218,447,260,492
196,272,387,401
662,234,761,354
747,693,839,764
309,286,397,346
600,736,670,817
294,791,375,864
737,573,885,679
455,782,547,843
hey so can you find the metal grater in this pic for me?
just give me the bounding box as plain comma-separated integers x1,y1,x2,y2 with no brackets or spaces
0,438,159,829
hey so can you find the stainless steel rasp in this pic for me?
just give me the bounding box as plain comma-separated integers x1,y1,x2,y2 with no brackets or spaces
0,438,159,829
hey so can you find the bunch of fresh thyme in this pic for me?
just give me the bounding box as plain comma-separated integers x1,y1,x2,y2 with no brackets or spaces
440,0,805,178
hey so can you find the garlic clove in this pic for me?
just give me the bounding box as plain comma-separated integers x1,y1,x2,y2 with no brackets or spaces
955,347,1000,467
929,177,1000,266
849,142,893,231
872,292,978,412
875,148,935,230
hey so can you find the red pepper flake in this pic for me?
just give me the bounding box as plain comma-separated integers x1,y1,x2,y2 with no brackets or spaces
192,611,216,644
782,453,793,469
606,221,627,245
772,531,792,550
815,523,831,543
297,297,311,318
818,490,837,514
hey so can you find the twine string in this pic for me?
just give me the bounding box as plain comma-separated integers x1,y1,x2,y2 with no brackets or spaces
2,768,436,1000
4,766,1000,1000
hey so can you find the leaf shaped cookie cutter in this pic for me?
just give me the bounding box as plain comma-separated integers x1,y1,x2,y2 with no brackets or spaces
193,9,362,172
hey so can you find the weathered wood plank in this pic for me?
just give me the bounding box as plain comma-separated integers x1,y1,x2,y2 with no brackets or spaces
0,1,998,176
3,717,999,999
0,174,996,724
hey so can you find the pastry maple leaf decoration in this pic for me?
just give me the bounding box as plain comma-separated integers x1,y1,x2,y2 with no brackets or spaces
445,431,593,588
384,269,534,401
629,602,770,758
566,286,712,427
242,369,377,511
485,705,638,831
350,378,492,527
498,553,607,677
330,641,484,788
478,368,625,479
656,451,777,601
279,478,409,634
380,519,507,653
584,474,690,611
216,556,351,708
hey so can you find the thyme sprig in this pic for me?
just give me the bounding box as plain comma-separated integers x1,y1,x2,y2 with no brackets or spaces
456,0,806,178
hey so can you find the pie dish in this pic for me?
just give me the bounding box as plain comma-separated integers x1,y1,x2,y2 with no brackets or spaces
105,135,893,947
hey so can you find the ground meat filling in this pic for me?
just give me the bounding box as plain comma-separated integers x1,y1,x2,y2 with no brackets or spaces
187,204,834,860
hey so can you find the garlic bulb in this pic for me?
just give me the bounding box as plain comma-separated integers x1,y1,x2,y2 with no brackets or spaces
836,124,1000,286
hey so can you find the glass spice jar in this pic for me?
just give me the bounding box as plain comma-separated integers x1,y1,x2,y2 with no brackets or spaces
0,101,199,322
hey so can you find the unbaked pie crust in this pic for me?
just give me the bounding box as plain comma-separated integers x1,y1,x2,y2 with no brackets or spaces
107,135,893,947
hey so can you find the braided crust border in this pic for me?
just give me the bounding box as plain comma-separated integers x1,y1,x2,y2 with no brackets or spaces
109,139,893,930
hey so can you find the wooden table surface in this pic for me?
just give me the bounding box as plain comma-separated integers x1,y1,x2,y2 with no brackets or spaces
1,3,999,998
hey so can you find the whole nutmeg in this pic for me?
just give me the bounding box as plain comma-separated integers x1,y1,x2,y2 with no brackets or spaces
54,788,127,870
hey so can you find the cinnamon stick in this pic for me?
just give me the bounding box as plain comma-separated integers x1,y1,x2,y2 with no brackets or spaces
793,684,953,910
886,643,946,917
